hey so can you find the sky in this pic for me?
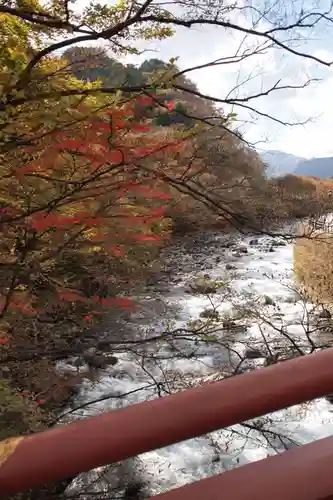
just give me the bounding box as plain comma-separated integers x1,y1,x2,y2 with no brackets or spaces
120,0,333,159
75,0,333,158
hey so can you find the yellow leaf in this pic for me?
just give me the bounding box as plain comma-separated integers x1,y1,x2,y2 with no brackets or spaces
0,437,24,468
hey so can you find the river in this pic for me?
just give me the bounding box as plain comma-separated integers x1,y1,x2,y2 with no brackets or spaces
60,231,333,498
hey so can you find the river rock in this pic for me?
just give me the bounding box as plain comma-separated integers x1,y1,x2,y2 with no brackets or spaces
72,357,86,369
264,354,279,366
83,353,118,369
264,295,275,306
245,349,265,359
146,277,157,286
272,312,285,318
200,308,219,320
173,276,182,283
319,309,331,319
186,276,217,294
97,339,114,352
220,240,232,249
226,263,236,270
326,393,333,404
153,283,170,293
1,366,10,377
223,319,237,329
239,246,248,253
272,239,287,247
123,481,146,499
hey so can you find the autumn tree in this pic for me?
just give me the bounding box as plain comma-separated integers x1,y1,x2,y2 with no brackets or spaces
1,0,332,154
0,0,330,389
0,0,332,482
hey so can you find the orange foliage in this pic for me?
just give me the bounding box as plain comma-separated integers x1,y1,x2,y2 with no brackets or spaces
0,97,187,322
296,175,333,193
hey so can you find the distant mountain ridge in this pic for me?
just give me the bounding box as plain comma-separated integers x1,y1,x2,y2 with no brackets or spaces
260,150,305,177
295,157,333,178
261,150,333,179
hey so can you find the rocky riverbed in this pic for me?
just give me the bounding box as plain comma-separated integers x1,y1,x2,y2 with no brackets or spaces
60,231,333,499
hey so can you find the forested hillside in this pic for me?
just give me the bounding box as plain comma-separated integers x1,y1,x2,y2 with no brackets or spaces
63,47,267,230
63,48,226,129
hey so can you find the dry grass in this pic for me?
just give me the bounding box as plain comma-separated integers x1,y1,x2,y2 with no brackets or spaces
293,227,333,304
297,175,333,193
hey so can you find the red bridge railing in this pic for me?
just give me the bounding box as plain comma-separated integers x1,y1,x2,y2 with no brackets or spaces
2,347,333,498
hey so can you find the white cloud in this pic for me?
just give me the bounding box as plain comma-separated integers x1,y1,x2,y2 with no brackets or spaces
71,0,332,158
259,74,333,158
120,3,333,158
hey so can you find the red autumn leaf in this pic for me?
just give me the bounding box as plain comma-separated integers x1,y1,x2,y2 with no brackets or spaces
9,301,36,315
149,192,173,200
20,163,42,174
38,399,45,405
134,235,159,242
132,146,158,157
30,213,61,231
107,150,124,164
100,297,133,310
114,118,127,129
166,101,177,111
53,139,86,151
111,245,124,257
0,337,8,344
92,120,110,133
0,207,15,215
59,292,87,303
130,122,151,133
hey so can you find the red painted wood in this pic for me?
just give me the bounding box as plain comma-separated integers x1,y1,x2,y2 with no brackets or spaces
2,348,333,496
151,434,333,500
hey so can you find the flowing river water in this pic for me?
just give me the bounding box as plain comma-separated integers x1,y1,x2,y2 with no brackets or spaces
60,231,333,498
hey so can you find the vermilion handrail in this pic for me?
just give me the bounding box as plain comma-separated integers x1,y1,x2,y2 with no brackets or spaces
153,433,333,500
2,347,333,497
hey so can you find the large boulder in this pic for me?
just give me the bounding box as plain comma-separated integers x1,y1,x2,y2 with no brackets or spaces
186,276,218,294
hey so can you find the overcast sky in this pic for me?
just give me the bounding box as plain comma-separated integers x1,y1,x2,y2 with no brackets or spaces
118,0,333,159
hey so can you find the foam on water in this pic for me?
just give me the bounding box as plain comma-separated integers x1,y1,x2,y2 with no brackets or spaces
66,235,333,496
